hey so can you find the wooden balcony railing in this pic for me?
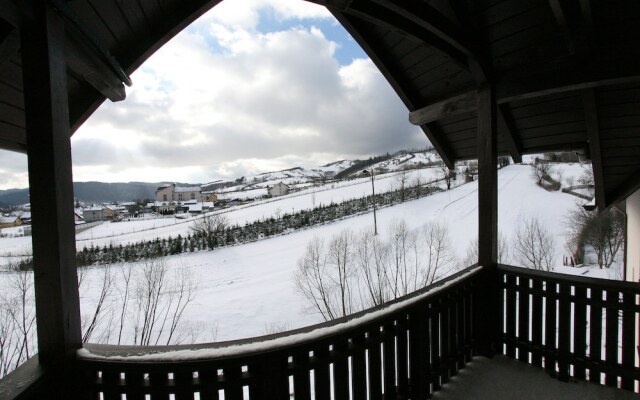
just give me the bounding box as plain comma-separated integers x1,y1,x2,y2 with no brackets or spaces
75,266,483,400
498,264,640,391
3,264,639,399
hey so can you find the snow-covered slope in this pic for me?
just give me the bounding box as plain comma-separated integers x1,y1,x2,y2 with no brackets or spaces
72,165,593,342
1,162,606,345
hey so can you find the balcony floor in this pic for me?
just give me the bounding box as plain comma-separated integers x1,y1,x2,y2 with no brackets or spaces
432,356,640,400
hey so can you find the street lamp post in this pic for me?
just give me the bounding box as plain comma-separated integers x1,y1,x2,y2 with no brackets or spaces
363,168,378,235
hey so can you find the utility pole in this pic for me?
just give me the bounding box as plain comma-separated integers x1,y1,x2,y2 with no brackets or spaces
363,169,378,235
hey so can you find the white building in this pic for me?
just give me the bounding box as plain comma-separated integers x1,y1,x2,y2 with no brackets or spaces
155,183,203,202
267,182,290,197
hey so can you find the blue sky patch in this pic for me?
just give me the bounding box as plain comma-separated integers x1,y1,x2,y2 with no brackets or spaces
256,9,367,66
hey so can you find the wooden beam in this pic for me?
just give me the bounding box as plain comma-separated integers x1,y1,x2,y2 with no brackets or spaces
424,122,455,169
476,84,498,358
582,88,606,211
20,0,82,374
409,60,640,125
344,0,470,72
497,104,523,163
369,0,488,82
497,56,640,104
606,167,640,210
65,29,126,102
409,91,476,126
548,0,589,55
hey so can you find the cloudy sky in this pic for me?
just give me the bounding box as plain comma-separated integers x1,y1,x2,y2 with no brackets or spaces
0,0,426,190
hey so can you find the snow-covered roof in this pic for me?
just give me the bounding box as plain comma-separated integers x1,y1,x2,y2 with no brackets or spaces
85,207,103,212
0,216,19,223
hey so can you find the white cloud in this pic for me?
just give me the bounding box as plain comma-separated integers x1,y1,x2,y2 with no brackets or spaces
198,0,332,31
1,1,425,190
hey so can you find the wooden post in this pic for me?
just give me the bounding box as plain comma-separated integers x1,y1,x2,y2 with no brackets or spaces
21,0,82,371
475,84,499,357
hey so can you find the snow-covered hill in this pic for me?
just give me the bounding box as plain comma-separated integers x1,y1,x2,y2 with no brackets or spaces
1,161,606,347
204,149,440,197
70,164,602,342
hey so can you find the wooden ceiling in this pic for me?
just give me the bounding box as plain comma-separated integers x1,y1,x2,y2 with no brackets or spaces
1,0,639,209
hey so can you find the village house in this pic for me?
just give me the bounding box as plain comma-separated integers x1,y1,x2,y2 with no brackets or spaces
267,182,290,197
82,207,104,223
203,192,218,202
0,215,22,228
155,183,203,202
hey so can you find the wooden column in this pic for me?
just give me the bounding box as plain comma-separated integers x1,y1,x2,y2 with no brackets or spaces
477,85,498,267
21,0,82,369
475,84,499,357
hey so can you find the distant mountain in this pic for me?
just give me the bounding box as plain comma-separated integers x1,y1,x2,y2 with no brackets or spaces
0,148,439,208
0,182,176,207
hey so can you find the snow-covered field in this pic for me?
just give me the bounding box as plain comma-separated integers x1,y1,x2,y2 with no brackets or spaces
0,163,616,345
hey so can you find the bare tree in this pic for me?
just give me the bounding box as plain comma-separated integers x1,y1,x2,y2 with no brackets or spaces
532,162,553,185
296,221,459,319
294,237,336,321
566,206,624,269
354,229,391,308
0,264,36,378
116,264,134,345
420,221,457,285
462,233,511,267
191,213,229,249
326,230,356,318
513,217,555,271
439,164,455,190
0,299,22,378
387,219,420,298
396,171,409,202
156,266,198,345
82,266,115,343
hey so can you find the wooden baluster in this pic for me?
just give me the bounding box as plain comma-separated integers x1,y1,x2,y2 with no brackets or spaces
573,286,588,380
123,369,146,400
198,366,220,400
174,369,195,400
409,308,428,399
101,369,121,400
351,334,368,400
333,339,350,400
589,288,603,384
313,346,331,400
621,290,636,391
464,283,473,362
531,279,544,367
544,281,557,376
382,321,396,398
440,293,451,385
292,351,311,400
430,302,441,392
557,283,571,381
605,289,620,387
396,315,409,397
505,273,517,358
223,365,244,400
148,370,170,400
517,276,531,363
368,328,383,400
77,365,100,400
454,287,464,370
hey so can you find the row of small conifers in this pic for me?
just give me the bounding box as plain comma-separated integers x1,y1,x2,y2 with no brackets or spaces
15,183,440,270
